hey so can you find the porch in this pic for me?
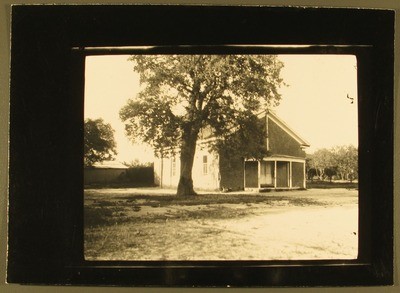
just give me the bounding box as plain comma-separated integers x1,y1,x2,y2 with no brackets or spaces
244,157,306,190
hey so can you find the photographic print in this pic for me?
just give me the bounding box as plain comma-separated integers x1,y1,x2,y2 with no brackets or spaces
83,54,359,261
8,4,394,286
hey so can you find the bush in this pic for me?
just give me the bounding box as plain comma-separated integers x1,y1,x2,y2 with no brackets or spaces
118,165,154,186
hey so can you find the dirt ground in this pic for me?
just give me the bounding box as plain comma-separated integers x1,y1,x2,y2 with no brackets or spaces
84,188,358,261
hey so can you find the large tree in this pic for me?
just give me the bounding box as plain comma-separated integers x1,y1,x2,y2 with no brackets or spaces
84,118,117,167
120,55,285,196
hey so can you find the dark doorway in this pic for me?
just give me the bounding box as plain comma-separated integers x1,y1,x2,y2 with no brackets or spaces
245,161,258,188
276,161,289,187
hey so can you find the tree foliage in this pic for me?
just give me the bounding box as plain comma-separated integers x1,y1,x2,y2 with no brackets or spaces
214,113,269,161
120,95,180,158
84,118,117,167
331,145,358,181
120,55,285,196
308,144,358,181
310,148,335,179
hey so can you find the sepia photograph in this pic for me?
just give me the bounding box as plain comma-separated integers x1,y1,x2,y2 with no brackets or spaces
83,53,359,261
6,3,395,287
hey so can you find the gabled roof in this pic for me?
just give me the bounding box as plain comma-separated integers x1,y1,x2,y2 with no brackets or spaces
162,107,311,154
198,109,310,148
264,109,310,148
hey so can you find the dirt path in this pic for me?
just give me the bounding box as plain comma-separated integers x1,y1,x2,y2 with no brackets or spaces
205,204,358,260
84,188,358,260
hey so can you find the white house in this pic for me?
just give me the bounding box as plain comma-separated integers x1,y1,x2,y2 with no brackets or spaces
154,110,310,191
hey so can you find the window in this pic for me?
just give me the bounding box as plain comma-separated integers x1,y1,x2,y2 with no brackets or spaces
203,155,208,175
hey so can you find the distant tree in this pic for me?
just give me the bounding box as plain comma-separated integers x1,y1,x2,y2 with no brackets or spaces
307,168,319,180
310,145,358,182
84,118,117,167
332,145,358,181
312,148,334,180
306,155,317,180
324,167,337,182
123,159,153,168
120,55,285,196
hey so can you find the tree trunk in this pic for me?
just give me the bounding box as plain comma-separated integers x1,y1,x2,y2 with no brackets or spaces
176,129,199,196
160,155,163,188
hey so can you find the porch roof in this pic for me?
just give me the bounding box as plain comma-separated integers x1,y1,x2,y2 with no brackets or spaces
245,154,306,161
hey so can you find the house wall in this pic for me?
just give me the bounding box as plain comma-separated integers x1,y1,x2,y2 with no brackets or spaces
153,155,180,188
219,150,245,191
244,161,258,188
292,162,305,188
268,117,306,158
153,146,220,191
192,146,220,190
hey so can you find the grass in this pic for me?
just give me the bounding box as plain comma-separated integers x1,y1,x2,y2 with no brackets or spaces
307,180,358,189
84,193,321,228
84,206,132,228
84,188,358,260
91,192,319,207
84,182,157,189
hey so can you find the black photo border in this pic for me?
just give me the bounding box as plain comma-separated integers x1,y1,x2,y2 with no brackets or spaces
7,5,394,287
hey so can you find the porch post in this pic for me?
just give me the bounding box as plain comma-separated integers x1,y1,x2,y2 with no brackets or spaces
303,161,306,188
274,160,277,188
289,161,292,188
257,160,261,188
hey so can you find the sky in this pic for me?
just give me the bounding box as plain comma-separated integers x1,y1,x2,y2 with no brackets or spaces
84,54,358,164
